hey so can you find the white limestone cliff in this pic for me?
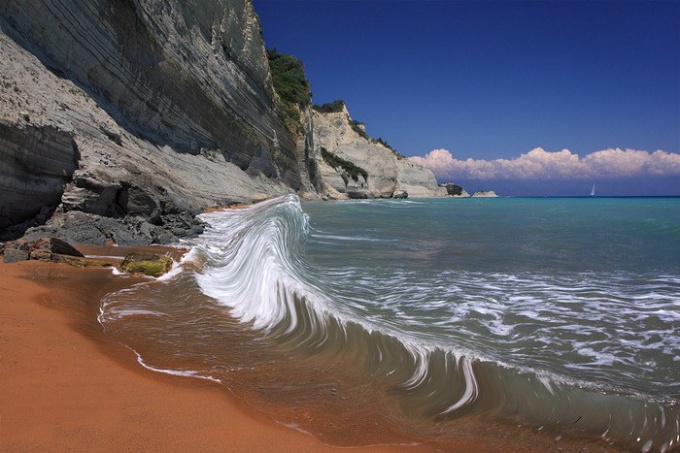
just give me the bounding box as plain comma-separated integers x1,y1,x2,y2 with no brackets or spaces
0,0,296,242
310,103,446,199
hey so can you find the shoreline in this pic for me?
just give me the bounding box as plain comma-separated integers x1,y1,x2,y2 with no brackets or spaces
0,250,506,452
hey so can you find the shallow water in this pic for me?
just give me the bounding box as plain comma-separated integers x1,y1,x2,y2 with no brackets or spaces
99,195,680,451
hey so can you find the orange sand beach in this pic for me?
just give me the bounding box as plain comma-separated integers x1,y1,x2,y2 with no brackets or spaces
0,251,506,452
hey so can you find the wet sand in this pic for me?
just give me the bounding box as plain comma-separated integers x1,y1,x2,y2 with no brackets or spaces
0,253,507,452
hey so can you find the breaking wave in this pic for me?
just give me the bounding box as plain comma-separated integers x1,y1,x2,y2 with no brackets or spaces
99,195,680,451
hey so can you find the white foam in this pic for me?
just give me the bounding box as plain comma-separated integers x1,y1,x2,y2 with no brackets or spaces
131,348,222,384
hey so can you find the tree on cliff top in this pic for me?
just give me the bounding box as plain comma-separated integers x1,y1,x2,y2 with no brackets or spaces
313,100,345,113
267,49,311,106
267,50,311,132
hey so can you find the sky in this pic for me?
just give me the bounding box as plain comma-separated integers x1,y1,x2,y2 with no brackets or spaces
253,0,680,196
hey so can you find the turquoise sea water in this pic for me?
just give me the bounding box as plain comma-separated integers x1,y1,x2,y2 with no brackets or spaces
99,196,680,451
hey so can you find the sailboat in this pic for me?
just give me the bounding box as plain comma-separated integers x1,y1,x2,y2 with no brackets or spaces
590,183,596,197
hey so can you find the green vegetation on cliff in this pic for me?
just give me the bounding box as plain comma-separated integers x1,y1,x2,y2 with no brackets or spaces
269,51,407,163
313,100,345,113
348,121,406,160
372,137,406,159
442,183,465,196
321,147,368,186
267,49,311,131
349,119,370,140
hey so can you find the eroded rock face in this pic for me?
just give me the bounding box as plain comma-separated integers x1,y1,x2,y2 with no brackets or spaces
310,104,445,199
0,0,298,242
0,0,294,177
0,123,78,235
395,159,447,198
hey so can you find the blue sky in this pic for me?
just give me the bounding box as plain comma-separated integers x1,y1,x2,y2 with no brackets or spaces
253,1,680,195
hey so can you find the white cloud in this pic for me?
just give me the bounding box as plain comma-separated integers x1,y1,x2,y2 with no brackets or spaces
410,148,680,180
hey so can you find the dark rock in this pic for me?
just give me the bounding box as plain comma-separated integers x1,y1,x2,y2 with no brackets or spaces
346,189,374,200
1,236,83,263
139,222,173,244
0,123,79,237
4,248,29,263
24,211,108,245
24,210,187,246
392,190,408,199
152,232,175,245
30,237,84,257
190,224,205,235
118,185,161,221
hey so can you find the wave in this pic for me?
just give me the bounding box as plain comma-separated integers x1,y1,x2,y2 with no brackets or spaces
99,195,680,452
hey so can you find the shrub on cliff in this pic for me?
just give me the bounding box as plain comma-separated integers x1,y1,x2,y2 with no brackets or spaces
321,147,368,185
372,137,406,159
267,49,311,131
347,118,406,159
442,183,465,196
349,119,370,140
313,100,345,113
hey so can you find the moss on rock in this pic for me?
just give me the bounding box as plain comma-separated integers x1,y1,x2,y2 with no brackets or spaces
120,252,173,277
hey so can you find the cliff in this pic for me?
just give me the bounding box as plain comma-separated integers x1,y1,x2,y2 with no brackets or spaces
0,0,445,244
309,103,445,199
0,0,299,243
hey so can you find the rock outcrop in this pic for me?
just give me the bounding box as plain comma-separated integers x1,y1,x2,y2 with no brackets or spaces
309,103,446,199
3,236,83,264
0,1,448,244
440,183,471,197
0,123,79,234
471,190,498,198
120,252,173,277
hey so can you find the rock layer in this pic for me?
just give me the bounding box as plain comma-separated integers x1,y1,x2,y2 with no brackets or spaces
310,103,446,199
0,0,293,176
0,123,78,233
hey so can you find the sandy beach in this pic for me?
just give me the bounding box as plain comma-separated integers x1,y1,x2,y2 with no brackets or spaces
0,254,506,452
0,258,332,452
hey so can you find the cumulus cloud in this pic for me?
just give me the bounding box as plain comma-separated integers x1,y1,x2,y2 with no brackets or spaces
409,148,680,181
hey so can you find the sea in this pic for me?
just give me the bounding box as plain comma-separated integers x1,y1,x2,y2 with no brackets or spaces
98,195,680,451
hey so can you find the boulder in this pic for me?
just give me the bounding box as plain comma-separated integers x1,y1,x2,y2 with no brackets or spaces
346,189,374,200
2,236,84,263
29,237,84,259
120,253,173,277
3,247,29,263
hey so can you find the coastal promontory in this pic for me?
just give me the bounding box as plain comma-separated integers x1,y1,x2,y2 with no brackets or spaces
0,0,446,244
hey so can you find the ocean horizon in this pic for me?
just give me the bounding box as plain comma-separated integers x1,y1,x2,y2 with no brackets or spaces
98,195,680,451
